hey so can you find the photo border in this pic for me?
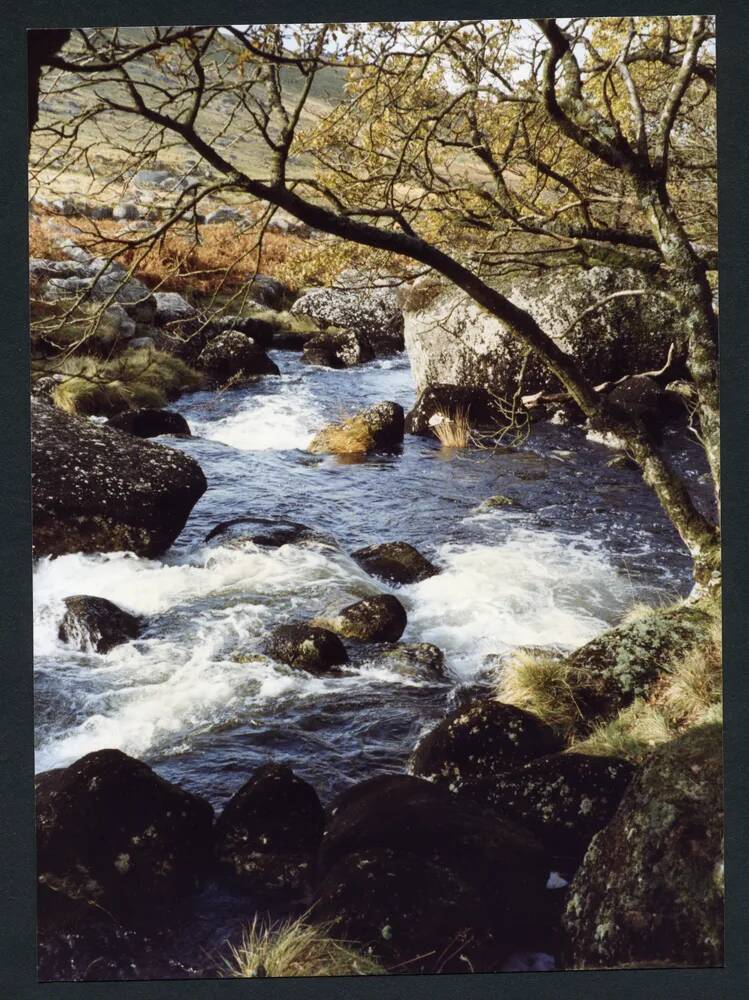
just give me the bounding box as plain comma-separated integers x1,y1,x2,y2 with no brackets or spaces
2,2,747,997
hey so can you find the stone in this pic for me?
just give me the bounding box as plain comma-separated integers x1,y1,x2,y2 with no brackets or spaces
32,401,207,558
197,330,279,381
106,408,191,439
373,643,447,680
58,595,141,654
264,623,348,674
291,279,405,356
352,541,438,585
153,291,196,325
406,384,506,435
316,594,407,643
302,328,375,368
113,203,140,221
205,516,328,549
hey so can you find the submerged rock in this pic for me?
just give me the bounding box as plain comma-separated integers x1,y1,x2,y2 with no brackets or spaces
205,516,329,549
374,642,447,680
463,753,636,865
301,328,375,369
197,330,279,381
106,408,191,439
58,595,141,654
352,541,438,584
215,763,324,893
291,280,404,356
264,623,348,674
316,594,407,643
563,724,724,969
410,698,562,792
36,749,214,925
32,401,207,558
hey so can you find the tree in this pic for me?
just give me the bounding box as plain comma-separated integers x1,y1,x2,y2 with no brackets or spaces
30,18,720,582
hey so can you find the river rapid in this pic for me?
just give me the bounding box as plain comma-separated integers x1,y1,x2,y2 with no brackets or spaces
32,348,710,972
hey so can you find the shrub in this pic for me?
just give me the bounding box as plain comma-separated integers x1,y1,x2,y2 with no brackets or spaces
222,915,385,979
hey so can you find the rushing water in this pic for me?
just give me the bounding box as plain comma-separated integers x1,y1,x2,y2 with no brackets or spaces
33,351,709,807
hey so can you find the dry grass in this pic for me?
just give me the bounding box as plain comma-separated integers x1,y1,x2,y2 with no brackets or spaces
36,348,203,416
496,648,585,736
222,915,385,979
660,614,723,726
431,408,471,448
308,414,375,455
569,700,673,762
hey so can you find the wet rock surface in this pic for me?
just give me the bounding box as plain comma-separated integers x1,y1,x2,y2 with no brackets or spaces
373,642,447,680
353,541,438,584
205,516,330,549
264,623,349,674
406,383,505,435
410,698,562,791
58,595,141,654
106,408,191,438
563,724,724,969
215,763,325,893
316,594,407,643
32,401,207,558
197,330,279,381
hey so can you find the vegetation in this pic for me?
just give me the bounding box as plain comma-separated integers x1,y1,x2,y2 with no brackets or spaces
430,409,472,449
308,414,375,455
222,915,385,979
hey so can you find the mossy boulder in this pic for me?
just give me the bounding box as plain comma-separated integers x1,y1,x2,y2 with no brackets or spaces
58,595,141,654
264,623,348,674
352,540,438,584
463,753,636,866
315,594,407,643
562,724,724,969
373,642,447,680
565,605,714,731
214,763,325,893
410,698,562,793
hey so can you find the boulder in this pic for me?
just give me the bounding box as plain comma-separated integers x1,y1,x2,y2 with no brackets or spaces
313,775,551,972
316,594,407,643
373,642,447,680
196,330,279,381
563,724,724,969
406,384,505,436
564,605,714,731
215,763,325,892
463,753,636,865
153,291,196,325
36,749,214,924
50,197,77,217
131,168,176,189
106,408,191,439
32,401,207,558
352,541,438,585
264,623,348,674
205,206,245,225
360,400,404,449
42,257,156,325
308,401,404,456
244,273,289,310
205,516,328,549
302,328,375,368
291,280,405,356
410,698,562,792
211,314,275,349
403,267,681,399
58,595,141,654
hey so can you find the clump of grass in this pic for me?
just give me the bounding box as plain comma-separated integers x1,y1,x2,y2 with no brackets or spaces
38,349,203,416
222,915,385,979
660,614,723,726
308,414,375,455
430,408,471,448
569,700,673,763
496,648,585,737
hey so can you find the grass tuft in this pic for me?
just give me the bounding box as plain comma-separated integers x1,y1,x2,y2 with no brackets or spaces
222,915,385,979
568,700,673,763
430,408,471,448
308,414,375,455
496,648,584,736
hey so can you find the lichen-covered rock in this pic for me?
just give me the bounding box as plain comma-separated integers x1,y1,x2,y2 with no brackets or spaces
264,623,348,674
406,383,506,435
403,267,680,399
58,595,141,654
360,400,405,449
291,280,404,356
215,763,324,892
211,314,275,349
464,753,636,865
353,541,438,585
373,642,447,680
316,594,407,643
36,750,214,924
40,256,156,325
313,775,551,972
106,408,191,439
410,698,562,792
32,401,207,558
565,605,714,730
301,328,375,368
197,330,279,380
562,724,724,969
153,291,196,325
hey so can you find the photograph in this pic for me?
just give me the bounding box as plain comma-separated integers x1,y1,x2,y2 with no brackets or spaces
28,15,724,982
